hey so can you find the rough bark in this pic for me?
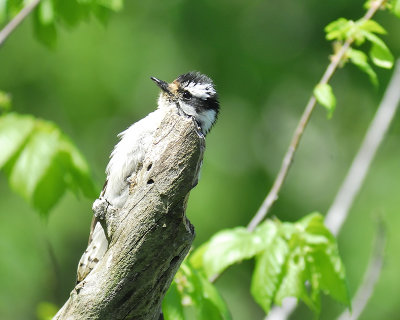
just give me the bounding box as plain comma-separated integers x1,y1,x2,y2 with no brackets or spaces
54,111,205,320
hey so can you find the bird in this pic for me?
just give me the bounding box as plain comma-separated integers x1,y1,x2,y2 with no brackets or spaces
76,71,220,282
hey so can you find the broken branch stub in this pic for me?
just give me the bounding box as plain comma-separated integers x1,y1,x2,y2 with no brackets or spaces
54,111,205,320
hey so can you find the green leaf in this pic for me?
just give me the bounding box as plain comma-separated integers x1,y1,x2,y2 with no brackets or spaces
349,19,386,46
0,113,35,169
163,262,231,320
359,31,394,69
362,30,387,48
33,0,57,47
0,91,12,112
392,0,400,17
202,221,277,278
301,214,350,307
198,274,231,320
250,213,350,314
54,0,91,27
312,250,349,305
370,43,394,69
32,150,69,215
0,113,96,216
358,20,386,34
90,4,112,25
33,11,57,48
298,212,333,242
297,213,349,309
38,0,55,25
163,282,185,320
325,18,351,41
313,83,336,117
9,123,59,202
347,48,378,86
251,235,290,314
58,134,97,198
274,248,309,308
190,242,209,270
325,18,387,49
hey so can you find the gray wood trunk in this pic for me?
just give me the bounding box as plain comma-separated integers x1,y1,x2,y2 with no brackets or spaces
54,111,204,320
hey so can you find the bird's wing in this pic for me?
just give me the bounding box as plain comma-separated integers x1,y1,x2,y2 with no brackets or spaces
77,218,108,283
76,109,164,282
76,180,109,283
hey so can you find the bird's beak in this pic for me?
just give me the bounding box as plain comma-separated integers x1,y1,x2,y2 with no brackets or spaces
151,77,171,95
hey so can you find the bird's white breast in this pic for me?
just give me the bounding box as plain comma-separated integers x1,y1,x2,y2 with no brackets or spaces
103,106,170,208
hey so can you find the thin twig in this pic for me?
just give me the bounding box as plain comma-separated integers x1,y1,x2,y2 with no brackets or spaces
0,0,41,48
247,0,385,232
265,58,400,320
337,219,386,320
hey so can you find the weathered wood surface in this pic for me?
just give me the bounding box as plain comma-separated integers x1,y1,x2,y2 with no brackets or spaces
54,111,205,320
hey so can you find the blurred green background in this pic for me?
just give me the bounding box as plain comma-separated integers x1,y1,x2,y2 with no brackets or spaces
1,0,400,319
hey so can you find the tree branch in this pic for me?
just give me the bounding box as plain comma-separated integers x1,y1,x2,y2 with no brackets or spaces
54,110,205,320
0,0,41,48
247,0,386,232
265,59,400,320
337,219,386,320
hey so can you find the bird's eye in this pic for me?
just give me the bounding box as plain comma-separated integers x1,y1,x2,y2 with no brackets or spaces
182,91,192,99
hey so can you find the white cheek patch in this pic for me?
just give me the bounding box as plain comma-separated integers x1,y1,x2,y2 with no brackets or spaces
179,101,197,117
186,82,216,100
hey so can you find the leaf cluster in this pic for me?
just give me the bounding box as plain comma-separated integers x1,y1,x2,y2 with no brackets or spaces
314,0,398,116
0,113,96,216
326,18,393,85
163,213,350,318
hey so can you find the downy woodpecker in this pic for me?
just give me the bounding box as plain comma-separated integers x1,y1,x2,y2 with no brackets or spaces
77,71,219,282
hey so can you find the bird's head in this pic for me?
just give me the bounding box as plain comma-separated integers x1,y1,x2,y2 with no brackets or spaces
151,71,219,135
